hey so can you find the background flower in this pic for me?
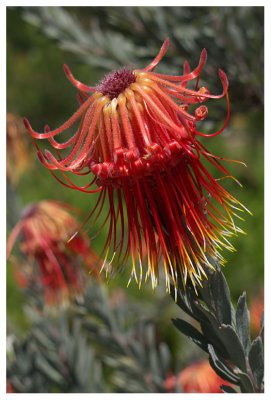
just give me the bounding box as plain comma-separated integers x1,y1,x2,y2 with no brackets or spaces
6,112,33,185
250,289,264,335
7,200,100,304
164,360,233,393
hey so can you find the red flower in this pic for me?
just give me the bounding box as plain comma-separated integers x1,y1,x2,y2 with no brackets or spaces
24,39,248,291
7,201,99,304
164,360,233,393
250,289,264,335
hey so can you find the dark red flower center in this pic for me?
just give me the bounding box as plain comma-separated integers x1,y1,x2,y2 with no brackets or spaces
96,68,136,99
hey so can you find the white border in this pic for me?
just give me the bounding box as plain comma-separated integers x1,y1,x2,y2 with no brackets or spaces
3,1,270,399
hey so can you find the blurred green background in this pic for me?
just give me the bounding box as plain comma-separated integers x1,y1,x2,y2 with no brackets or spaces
7,5,264,366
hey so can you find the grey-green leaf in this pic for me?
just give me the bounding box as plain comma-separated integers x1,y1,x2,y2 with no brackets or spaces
209,271,232,325
238,371,255,393
35,354,64,385
172,318,209,352
158,343,171,377
236,292,251,354
248,336,264,387
219,324,247,372
221,384,238,393
208,344,239,384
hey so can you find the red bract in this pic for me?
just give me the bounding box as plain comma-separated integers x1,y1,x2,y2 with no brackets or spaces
24,39,248,291
164,360,233,393
7,201,99,304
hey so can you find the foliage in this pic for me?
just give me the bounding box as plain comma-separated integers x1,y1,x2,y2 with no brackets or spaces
7,313,104,393
172,263,264,393
21,6,263,110
7,266,264,393
74,284,172,392
7,282,172,393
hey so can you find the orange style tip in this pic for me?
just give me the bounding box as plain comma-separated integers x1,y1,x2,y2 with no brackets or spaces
67,231,78,243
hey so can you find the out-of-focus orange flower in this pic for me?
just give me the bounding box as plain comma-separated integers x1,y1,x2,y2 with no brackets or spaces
250,289,264,334
6,112,33,185
7,200,100,304
164,360,233,393
6,380,16,393
24,39,249,291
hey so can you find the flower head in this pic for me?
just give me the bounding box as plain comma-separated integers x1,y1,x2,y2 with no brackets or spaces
24,39,248,291
7,112,33,185
7,200,99,303
164,360,233,393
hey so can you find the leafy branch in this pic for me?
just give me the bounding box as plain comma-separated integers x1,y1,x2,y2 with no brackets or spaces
7,282,172,393
73,284,172,392
7,314,104,393
171,264,264,393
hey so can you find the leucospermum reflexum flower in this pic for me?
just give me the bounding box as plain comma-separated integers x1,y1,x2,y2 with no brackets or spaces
7,201,99,303
24,39,248,292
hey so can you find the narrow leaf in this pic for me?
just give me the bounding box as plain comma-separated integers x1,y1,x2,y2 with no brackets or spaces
208,344,239,384
200,319,229,358
194,303,229,357
158,343,171,377
238,371,255,393
236,292,251,354
219,324,247,372
209,270,232,325
172,318,209,352
35,354,64,385
221,384,238,393
170,285,195,319
248,336,264,387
